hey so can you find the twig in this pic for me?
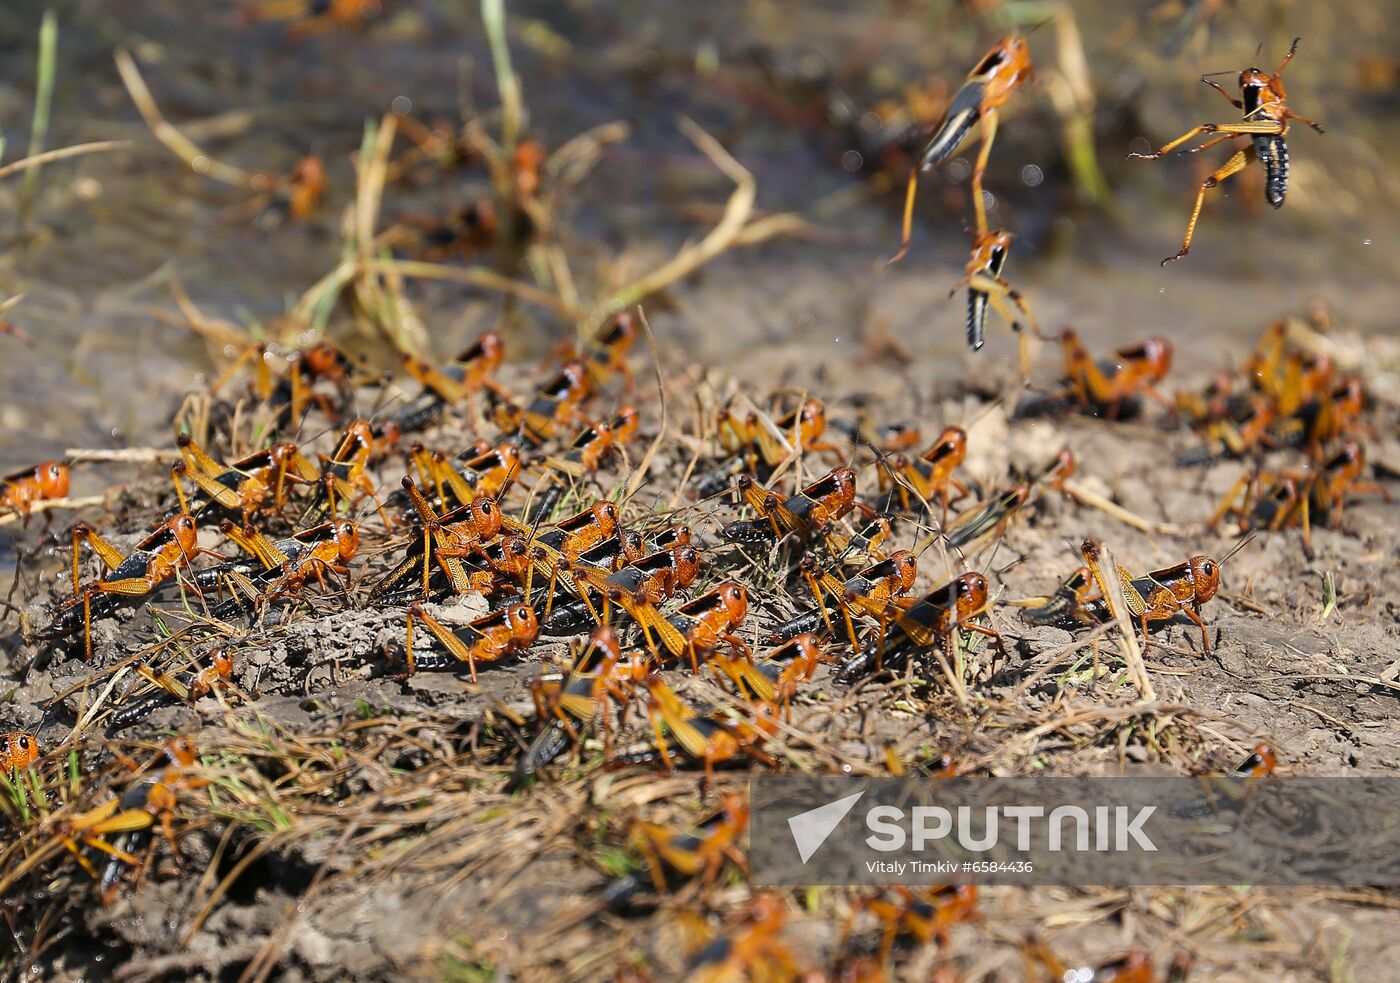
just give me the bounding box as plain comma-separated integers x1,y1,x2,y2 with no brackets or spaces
1096,545,1156,701
362,259,577,318
114,49,258,188
623,309,666,504
1062,479,1183,535
0,494,109,527
585,118,762,326
64,447,180,463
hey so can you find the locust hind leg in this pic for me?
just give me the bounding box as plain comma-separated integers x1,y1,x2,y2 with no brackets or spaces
1163,146,1255,265
970,110,999,236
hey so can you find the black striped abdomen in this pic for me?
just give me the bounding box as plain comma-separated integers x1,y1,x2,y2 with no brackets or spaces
919,83,984,170
966,289,988,351
1253,135,1288,208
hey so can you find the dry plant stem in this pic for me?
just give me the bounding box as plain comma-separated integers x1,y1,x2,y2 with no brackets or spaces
1096,545,1156,701
114,49,259,188
65,666,133,747
363,259,577,318
1061,479,1182,535
587,117,770,326
624,310,668,503
0,494,108,528
352,114,430,355
0,140,129,181
355,114,396,262
929,639,971,712
65,448,180,464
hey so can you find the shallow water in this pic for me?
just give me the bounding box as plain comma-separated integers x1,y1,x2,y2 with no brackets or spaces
0,0,1397,471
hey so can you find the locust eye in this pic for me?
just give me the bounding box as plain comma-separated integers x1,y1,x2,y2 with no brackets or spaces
17,736,31,750
1203,561,1216,576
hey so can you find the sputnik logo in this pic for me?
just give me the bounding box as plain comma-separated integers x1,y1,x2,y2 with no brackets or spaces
787,790,865,863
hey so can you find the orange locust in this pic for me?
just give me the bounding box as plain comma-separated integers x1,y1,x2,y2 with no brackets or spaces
393,329,508,434
950,229,1041,375
561,523,686,585
2,731,39,772
684,894,800,982
406,440,521,513
768,550,919,653
255,155,326,227
43,515,214,660
623,676,778,789
517,626,650,776
97,736,208,900
170,433,319,522
49,739,201,895
211,518,358,617
1129,37,1324,264
724,466,857,546
521,499,623,586
369,476,503,603
527,406,639,521
394,199,499,261
301,418,393,529
280,154,325,220
265,0,384,39
2,460,69,524
875,426,969,525
546,544,703,638
711,633,826,721
400,329,507,405
1290,376,1368,453
404,602,539,679
578,311,639,392
1018,329,1174,420
494,360,593,447
382,532,539,609
110,649,235,730
1018,565,1097,630
1079,537,1237,653
603,793,750,905
214,340,360,431
696,397,840,496
837,572,1001,681
892,34,1035,261
1210,440,1387,557
654,581,752,671
1236,742,1277,777
846,885,979,962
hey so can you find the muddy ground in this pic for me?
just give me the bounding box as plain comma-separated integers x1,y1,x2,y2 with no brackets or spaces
0,323,1397,982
